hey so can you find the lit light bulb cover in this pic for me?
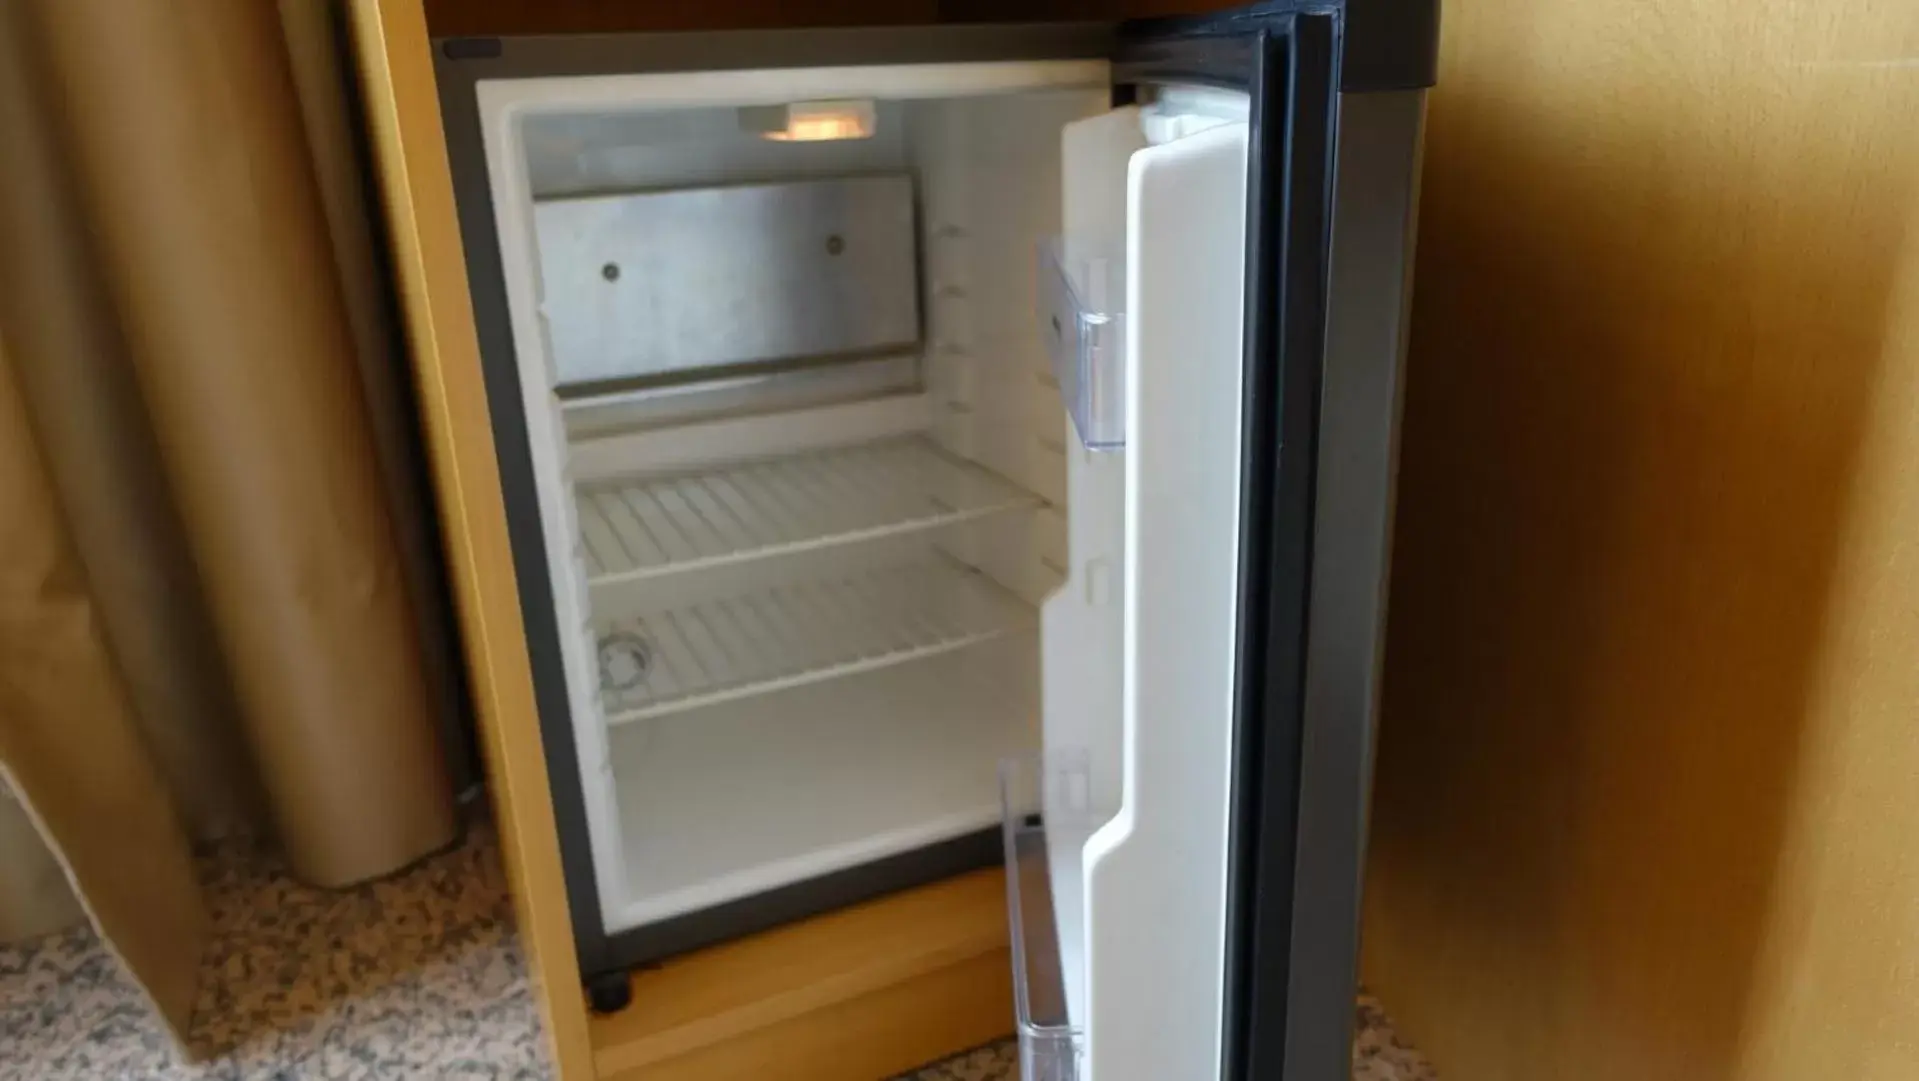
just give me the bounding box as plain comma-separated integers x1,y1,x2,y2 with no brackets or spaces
739,98,877,142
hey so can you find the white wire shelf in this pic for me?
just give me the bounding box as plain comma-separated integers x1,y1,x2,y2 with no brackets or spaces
595,558,1034,726
573,436,1039,587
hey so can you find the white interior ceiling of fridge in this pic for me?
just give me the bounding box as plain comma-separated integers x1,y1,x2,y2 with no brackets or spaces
475,61,1112,935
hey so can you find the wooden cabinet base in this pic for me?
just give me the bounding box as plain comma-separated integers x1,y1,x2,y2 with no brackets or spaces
592,869,1015,1080
596,950,1012,1081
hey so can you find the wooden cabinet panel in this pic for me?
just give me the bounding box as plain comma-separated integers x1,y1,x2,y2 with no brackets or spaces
1363,1,1919,1080
424,0,1245,38
591,869,1012,1081
348,0,598,1074
425,0,937,38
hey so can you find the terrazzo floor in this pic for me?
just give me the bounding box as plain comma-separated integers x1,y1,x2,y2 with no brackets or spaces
0,822,1435,1080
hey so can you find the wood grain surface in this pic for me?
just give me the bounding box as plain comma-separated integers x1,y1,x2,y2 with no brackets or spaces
347,1,598,1076
422,0,1239,38
593,869,1012,1080
1363,2,1919,1080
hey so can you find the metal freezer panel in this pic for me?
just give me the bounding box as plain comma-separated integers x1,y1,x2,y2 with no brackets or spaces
533,174,920,389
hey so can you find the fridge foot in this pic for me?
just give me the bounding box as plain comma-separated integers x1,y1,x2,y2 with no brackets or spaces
586,972,632,1014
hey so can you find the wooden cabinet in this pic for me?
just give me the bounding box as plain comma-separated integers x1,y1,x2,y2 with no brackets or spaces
354,1,1432,1078
351,3,1024,1077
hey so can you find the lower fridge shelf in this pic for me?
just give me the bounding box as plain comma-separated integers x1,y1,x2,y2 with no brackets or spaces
596,555,1033,725
605,635,1040,934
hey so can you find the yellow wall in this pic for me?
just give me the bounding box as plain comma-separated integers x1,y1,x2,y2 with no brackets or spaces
1362,2,1919,1079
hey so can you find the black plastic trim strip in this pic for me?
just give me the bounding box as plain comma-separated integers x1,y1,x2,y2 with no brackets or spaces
429,69,614,976
1118,0,1438,93
1232,20,1337,1081
601,828,1002,972
1114,30,1259,90
1340,0,1440,92
435,23,1112,79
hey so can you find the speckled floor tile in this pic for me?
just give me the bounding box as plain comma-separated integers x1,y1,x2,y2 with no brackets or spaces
1353,991,1439,1081
1,823,539,1081
894,1041,1018,1080
0,824,1433,1080
890,993,1438,1081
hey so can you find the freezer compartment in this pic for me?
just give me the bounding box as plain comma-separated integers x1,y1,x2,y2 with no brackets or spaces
608,633,1038,932
1001,752,1114,1081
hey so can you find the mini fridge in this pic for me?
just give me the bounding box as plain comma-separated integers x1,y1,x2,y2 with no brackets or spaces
429,3,1435,1078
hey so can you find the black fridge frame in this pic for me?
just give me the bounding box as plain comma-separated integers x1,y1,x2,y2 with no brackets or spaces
428,6,1436,1069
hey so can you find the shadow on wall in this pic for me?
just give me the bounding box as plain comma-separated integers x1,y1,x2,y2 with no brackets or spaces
1361,19,1918,1081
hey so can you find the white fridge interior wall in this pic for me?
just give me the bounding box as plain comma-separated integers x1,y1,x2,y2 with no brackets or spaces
521,100,913,199
474,60,1112,934
909,88,1106,606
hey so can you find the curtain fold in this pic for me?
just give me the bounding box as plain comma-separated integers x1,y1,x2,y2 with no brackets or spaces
0,0,258,840
0,783,84,945
0,341,207,1037
18,0,458,887
0,0,460,1048
277,0,476,799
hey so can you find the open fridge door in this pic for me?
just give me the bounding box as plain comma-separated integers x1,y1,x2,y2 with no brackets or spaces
1010,100,1250,1081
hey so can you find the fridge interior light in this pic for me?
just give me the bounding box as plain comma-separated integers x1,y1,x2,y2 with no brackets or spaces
740,99,877,141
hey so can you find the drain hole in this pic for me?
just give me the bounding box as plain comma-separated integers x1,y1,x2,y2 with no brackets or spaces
598,631,652,691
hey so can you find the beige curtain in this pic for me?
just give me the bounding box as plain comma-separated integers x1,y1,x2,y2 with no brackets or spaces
0,0,459,1043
